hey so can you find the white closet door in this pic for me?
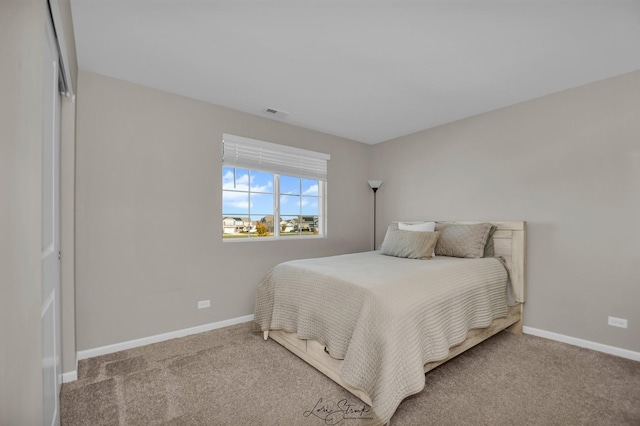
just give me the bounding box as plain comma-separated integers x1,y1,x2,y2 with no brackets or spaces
42,14,62,426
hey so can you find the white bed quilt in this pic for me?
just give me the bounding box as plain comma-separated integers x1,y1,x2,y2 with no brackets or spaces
254,251,510,424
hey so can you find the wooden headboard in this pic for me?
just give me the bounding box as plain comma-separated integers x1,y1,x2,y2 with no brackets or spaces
394,221,527,303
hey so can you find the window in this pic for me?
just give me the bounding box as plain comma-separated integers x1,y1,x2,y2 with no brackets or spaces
222,134,329,240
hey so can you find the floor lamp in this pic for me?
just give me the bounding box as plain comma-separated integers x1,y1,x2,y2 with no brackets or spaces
368,180,383,250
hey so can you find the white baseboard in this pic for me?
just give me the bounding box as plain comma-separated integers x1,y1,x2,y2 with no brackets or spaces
523,326,640,362
62,370,77,383
61,356,78,383
65,319,637,384
75,314,255,365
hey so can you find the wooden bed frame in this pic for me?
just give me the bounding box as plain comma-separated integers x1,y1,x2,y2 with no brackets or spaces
263,221,527,406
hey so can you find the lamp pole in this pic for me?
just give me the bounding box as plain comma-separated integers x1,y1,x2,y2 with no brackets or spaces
368,180,383,250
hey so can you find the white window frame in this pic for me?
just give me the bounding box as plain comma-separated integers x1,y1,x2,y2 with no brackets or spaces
222,134,329,242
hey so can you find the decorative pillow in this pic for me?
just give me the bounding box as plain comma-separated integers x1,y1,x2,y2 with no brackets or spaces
398,221,436,232
483,225,497,257
385,222,400,233
377,223,399,250
380,230,440,259
434,222,493,259
398,221,437,256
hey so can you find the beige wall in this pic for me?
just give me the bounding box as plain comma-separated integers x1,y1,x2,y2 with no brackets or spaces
75,71,371,350
0,1,46,423
371,71,640,352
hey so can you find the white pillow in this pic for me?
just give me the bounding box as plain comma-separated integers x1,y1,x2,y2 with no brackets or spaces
398,222,436,255
398,222,436,232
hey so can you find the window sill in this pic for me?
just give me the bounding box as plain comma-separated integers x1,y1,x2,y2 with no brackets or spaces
222,234,325,243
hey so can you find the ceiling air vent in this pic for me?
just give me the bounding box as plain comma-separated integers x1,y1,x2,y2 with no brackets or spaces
263,107,290,118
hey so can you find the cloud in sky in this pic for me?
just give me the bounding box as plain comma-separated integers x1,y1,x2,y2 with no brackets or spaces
223,198,249,210
303,184,318,196
223,167,319,216
280,183,318,205
222,169,272,193
223,168,275,213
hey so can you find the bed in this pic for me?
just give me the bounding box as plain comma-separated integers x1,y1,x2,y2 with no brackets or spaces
255,221,526,425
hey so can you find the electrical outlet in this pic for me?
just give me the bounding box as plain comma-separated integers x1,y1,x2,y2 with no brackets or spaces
197,300,210,309
608,316,628,329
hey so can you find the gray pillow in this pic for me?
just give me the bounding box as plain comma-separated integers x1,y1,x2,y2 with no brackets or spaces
385,222,399,233
483,225,497,257
434,222,493,258
377,223,399,250
380,230,440,259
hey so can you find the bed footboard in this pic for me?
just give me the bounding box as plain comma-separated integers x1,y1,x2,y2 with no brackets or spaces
268,328,374,406
266,303,522,406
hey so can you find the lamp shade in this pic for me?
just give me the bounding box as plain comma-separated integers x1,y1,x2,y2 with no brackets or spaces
368,180,383,190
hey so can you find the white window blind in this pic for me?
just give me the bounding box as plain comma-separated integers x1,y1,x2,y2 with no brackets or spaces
222,134,330,180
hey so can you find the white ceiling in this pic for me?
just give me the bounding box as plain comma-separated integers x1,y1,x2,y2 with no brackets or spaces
71,0,640,144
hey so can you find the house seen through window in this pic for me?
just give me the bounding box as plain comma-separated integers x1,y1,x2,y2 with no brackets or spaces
222,134,329,240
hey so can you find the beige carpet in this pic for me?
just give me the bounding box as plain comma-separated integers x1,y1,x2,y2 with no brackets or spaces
61,322,640,425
